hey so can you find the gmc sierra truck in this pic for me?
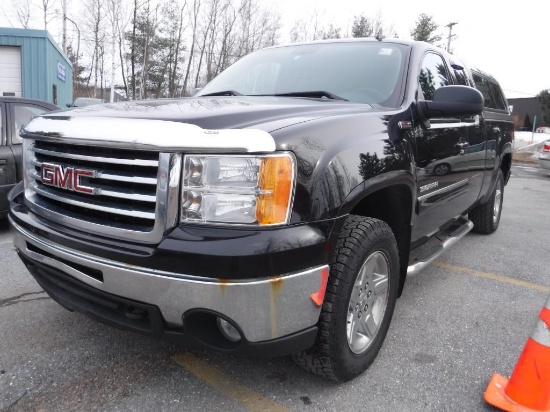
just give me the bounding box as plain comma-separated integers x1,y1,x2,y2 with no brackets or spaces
8,39,513,381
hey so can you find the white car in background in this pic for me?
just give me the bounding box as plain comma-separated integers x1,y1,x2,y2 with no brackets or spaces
539,141,550,171
67,97,105,108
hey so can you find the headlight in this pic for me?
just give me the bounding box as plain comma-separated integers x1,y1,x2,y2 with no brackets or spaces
181,153,295,225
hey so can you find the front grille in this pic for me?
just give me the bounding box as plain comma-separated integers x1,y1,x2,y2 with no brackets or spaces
25,140,170,241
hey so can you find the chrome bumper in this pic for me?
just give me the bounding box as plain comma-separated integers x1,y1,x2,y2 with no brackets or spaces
11,218,326,342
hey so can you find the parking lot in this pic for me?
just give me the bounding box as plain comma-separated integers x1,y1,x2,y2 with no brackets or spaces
1,164,549,412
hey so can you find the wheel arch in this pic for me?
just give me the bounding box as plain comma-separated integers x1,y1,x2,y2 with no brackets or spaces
500,152,512,185
336,172,415,297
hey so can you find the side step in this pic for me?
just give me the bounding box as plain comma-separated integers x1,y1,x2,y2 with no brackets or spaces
407,217,474,277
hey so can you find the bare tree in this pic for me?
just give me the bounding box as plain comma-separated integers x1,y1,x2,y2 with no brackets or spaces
183,0,201,95
193,0,218,87
351,10,393,39
118,28,129,97
107,0,125,102
36,0,58,29
189,0,280,89
290,9,324,42
235,0,280,58
160,0,188,97
11,0,32,28
130,0,139,99
81,0,107,98
320,23,341,40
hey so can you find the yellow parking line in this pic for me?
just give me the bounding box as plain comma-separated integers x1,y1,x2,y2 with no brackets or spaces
432,261,550,293
173,352,289,412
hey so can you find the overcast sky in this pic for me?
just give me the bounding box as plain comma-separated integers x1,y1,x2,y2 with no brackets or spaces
273,0,549,99
1,0,547,99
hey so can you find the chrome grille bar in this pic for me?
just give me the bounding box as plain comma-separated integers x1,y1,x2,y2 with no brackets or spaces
24,139,181,244
31,184,156,219
33,147,159,167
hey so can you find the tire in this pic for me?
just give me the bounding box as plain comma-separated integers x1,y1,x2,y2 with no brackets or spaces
470,169,504,234
292,216,399,382
433,163,451,176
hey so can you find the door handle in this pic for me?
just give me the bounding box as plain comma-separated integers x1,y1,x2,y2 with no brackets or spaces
492,127,501,134
0,159,7,165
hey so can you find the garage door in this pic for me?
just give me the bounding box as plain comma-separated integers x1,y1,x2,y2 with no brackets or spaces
0,46,22,97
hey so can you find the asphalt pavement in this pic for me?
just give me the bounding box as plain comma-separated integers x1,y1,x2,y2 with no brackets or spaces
1,164,549,412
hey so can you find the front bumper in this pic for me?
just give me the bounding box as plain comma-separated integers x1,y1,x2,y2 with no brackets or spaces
11,217,327,350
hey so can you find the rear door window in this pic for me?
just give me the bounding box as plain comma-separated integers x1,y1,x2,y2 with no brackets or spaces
453,68,469,86
472,73,507,111
488,82,507,111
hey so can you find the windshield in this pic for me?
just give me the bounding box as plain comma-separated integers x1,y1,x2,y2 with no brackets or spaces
198,41,409,107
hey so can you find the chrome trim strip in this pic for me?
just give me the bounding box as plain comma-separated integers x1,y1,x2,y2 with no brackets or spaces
24,152,181,244
94,189,156,203
22,116,277,153
429,115,480,129
11,218,326,342
30,183,156,219
417,178,469,202
94,173,157,185
33,147,159,167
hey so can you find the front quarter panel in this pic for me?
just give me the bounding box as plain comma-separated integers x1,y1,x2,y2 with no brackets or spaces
273,111,415,222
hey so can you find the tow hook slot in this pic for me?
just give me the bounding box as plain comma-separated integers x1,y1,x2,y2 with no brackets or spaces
125,306,148,320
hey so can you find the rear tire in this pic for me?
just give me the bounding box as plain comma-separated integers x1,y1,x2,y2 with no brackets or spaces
470,170,504,234
292,216,399,381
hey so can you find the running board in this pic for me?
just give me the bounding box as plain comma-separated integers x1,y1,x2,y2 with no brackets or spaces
407,218,474,277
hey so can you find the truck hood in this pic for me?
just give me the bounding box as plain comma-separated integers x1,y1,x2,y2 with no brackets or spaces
48,96,377,132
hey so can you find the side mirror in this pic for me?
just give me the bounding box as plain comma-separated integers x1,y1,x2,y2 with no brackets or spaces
419,85,483,118
66,103,72,108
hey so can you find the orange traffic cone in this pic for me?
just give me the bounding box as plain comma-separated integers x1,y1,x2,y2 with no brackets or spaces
484,295,550,411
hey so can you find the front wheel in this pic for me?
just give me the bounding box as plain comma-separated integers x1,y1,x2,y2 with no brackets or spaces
470,169,504,234
292,216,399,381
433,163,451,176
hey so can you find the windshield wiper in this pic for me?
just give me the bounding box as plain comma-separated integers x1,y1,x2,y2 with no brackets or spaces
254,91,348,101
199,90,243,97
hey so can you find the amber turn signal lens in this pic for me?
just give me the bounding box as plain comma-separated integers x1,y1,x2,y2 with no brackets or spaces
256,155,294,225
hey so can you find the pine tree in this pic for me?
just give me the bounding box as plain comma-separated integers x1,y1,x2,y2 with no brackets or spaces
410,13,442,44
321,24,342,40
538,90,550,125
351,15,374,38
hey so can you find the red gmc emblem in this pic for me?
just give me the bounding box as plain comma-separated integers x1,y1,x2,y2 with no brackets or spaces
40,163,95,194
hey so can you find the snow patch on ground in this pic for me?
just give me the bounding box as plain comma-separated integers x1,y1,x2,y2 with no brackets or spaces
514,131,550,154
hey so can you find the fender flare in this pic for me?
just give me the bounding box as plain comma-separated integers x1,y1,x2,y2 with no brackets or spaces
336,170,416,224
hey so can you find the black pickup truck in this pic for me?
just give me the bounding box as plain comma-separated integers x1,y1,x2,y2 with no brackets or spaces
8,39,513,381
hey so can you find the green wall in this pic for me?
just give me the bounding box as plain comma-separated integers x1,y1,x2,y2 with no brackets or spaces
0,28,73,107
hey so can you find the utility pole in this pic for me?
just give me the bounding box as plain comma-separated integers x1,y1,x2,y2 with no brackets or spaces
62,0,67,53
445,22,458,53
